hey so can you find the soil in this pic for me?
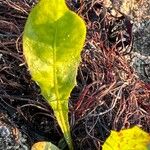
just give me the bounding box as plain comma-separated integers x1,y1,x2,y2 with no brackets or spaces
0,0,150,150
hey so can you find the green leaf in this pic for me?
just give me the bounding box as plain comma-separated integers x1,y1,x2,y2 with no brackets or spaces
32,141,60,150
23,0,86,149
102,126,150,150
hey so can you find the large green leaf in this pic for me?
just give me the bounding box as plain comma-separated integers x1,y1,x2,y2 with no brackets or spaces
103,126,150,150
23,0,86,149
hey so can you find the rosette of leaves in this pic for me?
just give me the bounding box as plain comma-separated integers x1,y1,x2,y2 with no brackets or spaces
23,0,86,149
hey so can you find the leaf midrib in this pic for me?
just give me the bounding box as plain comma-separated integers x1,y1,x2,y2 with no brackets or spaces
53,23,59,101
52,18,72,148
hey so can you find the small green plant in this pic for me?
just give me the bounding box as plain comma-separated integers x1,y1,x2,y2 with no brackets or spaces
23,0,86,149
103,126,150,150
32,141,60,150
